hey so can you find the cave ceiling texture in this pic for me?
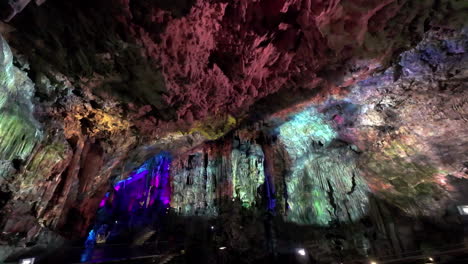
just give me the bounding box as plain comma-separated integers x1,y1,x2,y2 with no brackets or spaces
0,0,468,263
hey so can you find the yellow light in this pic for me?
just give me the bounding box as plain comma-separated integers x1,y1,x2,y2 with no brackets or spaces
370,261,377,264
428,257,434,262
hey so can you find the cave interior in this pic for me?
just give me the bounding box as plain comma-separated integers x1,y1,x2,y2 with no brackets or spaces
0,0,467,263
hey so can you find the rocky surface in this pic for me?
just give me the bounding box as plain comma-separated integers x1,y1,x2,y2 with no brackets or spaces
163,26,468,262
346,27,468,216
0,0,467,263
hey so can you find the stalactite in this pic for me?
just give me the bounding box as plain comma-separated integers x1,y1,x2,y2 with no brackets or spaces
171,151,218,216
0,34,47,238
231,139,265,208
0,34,15,93
170,137,266,215
0,35,41,165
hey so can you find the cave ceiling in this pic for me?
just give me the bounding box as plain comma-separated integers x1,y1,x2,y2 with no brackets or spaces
2,0,466,160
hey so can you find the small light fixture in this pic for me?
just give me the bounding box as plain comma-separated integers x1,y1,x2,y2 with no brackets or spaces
211,226,214,230
297,248,306,256
219,247,227,250
19,258,35,264
370,261,377,264
428,257,434,262
457,205,468,215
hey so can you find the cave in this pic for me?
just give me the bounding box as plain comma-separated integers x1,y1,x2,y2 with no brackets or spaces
0,0,467,263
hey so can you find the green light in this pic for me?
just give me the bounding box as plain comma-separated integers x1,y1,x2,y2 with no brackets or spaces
231,142,265,208
278,107,337,161
0,34,42,177
278,107,369,225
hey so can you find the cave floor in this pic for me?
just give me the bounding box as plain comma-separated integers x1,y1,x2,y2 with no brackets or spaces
8,244,468,264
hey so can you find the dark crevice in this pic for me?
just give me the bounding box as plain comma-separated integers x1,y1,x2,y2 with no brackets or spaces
345,205,353,223
89,100,101,109
155,0,196,18
79,118,93,135
11,158,23,171
327,179,338,217
72,89,84,97
206,49,239,80
187,154,195,170
67,135,79,150
282,168,289,212
61,207,84,236
203,153,208,183
31,201,39,217
347,171,357,195
43,167,70,222
393,61,403,82
0,190,12,210
0,1,14,21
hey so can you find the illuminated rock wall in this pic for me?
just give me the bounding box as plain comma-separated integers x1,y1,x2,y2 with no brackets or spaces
112,153,171,214
0,33,138,259
231,138,265,208
344,28,468,217
170,137,266,216
282,148,369,226
171,150,220,216
0,34,41,169
271,107,369,225
165,109,370,226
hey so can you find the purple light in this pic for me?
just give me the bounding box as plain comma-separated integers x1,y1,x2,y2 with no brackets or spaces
264,159,276,212
115,171,148,187
265,174,276,211
109,152,172,212
99,192,110,207
333,114,345,124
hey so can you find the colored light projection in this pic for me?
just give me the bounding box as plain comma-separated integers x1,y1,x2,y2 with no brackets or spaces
264,169,276,211
278,107,337,160
171,152,219,216
112,152,171,212
231,140,265,208
277,107,369,226
170,139,267,216
99,192,110,207
0,34,15,92
0,35,41,164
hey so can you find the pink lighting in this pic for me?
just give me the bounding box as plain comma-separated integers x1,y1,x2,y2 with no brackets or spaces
99,192,110,207
333,114,345,124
